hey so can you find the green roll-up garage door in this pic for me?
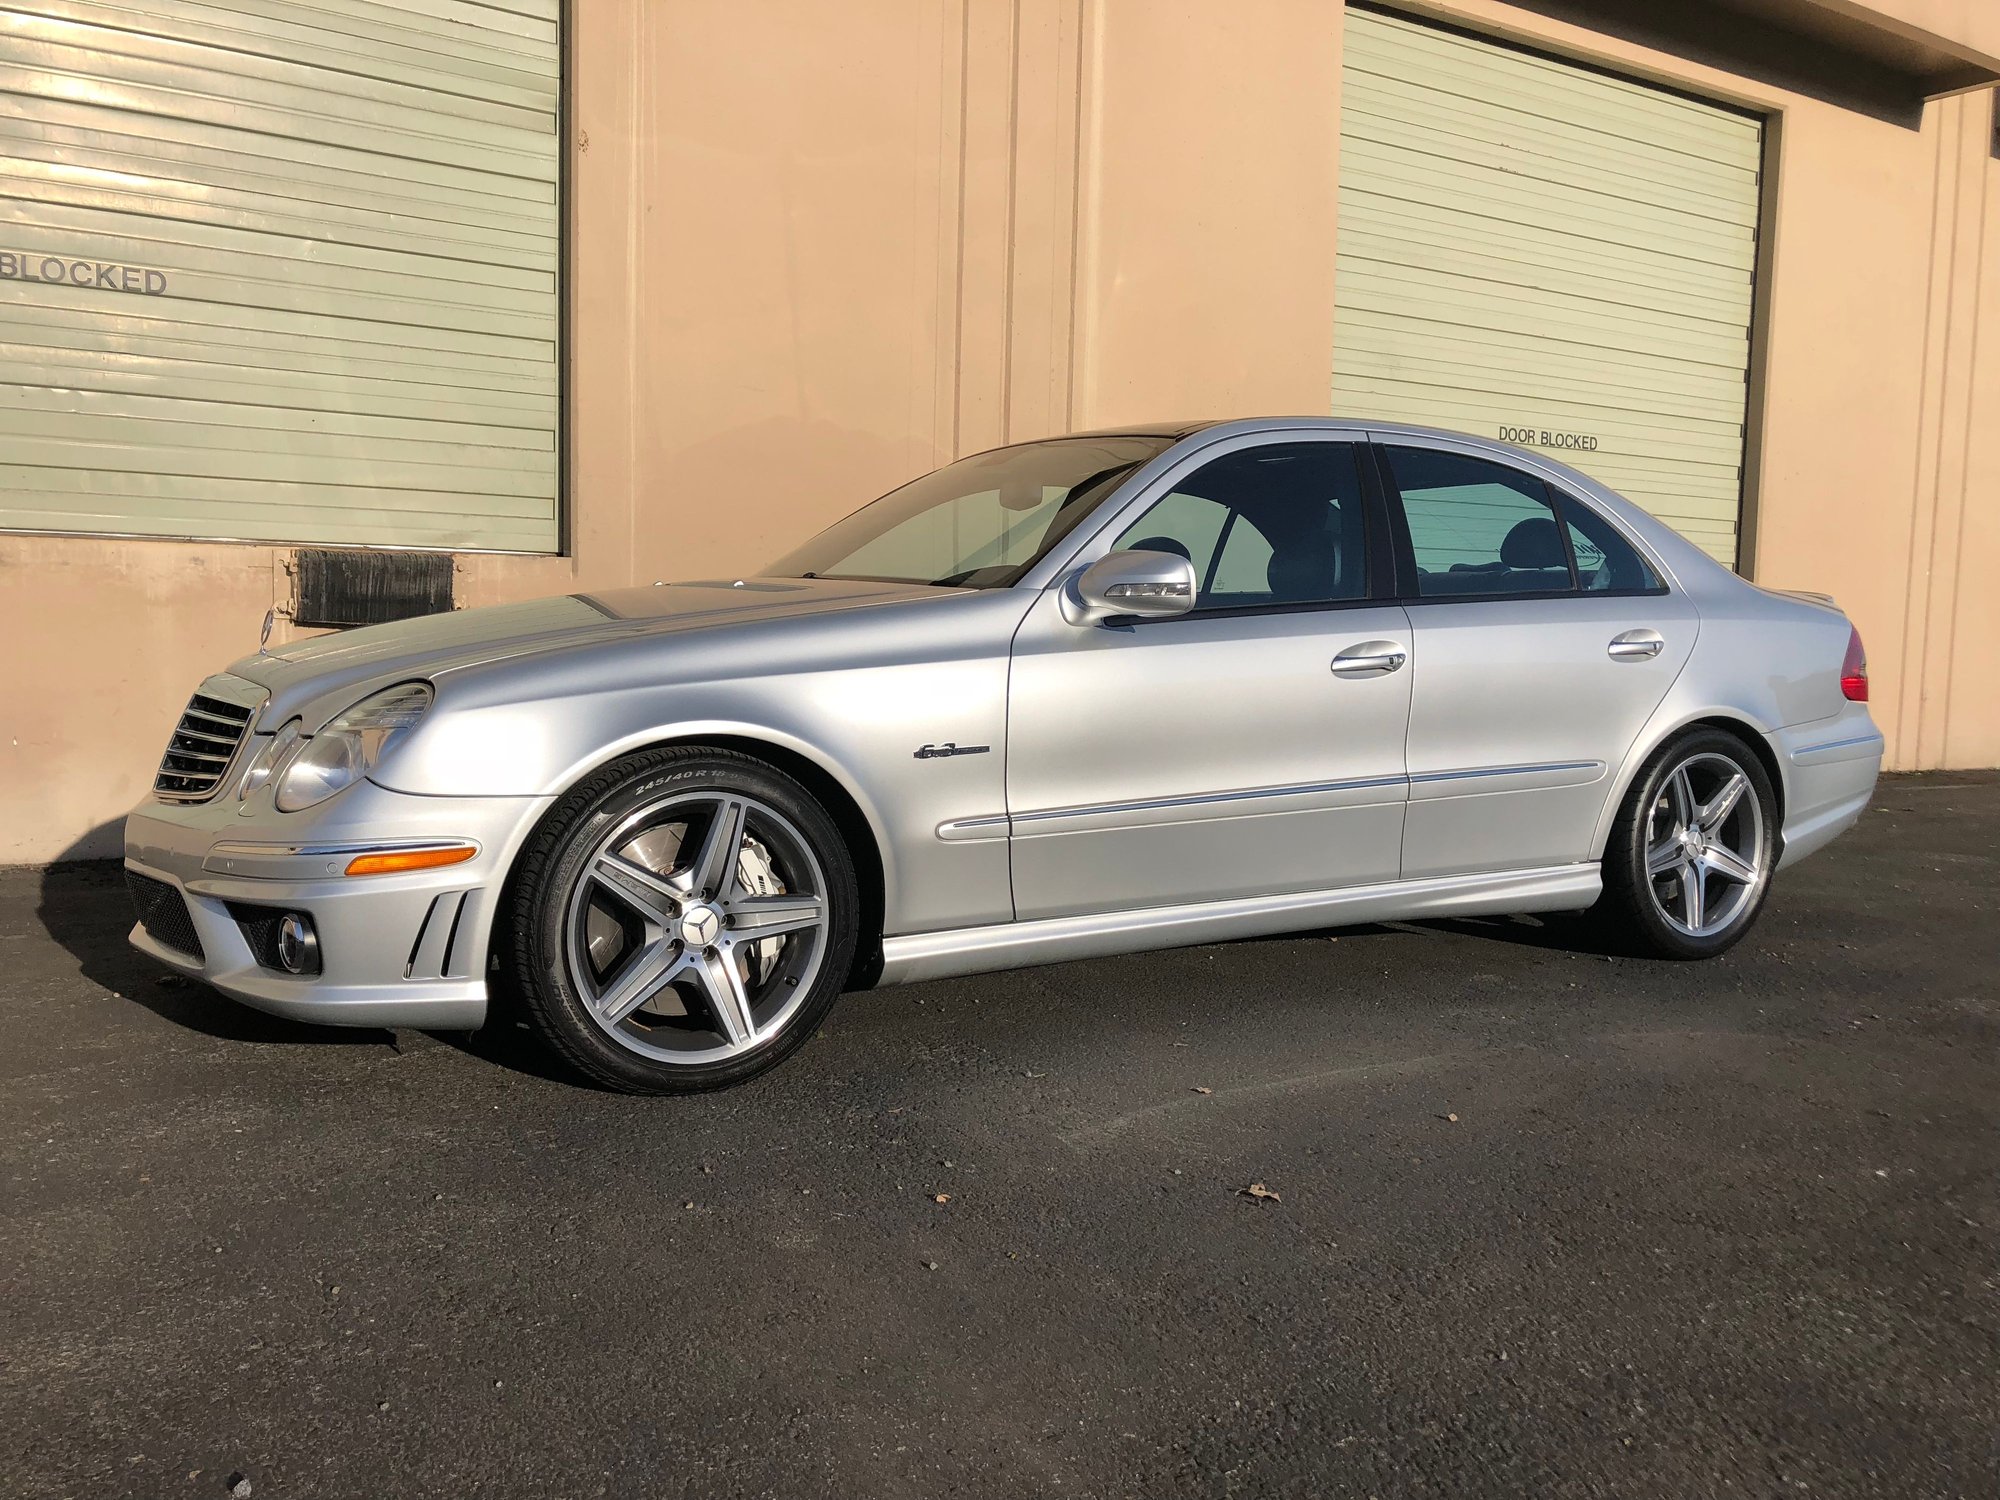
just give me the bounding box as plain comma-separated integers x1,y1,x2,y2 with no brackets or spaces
1334,6,1761,567
0,0,560,552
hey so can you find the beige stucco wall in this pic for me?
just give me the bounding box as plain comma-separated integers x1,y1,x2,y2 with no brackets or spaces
2,0,1994,864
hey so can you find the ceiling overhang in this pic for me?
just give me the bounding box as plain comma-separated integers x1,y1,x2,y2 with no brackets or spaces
1713,0,2000,94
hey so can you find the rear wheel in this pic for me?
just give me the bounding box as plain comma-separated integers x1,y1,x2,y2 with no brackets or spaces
503,748,859,1093
1599,729,1777,959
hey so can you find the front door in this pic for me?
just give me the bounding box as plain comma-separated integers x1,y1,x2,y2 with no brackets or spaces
1373,437,1699,879
1005,436,1413,921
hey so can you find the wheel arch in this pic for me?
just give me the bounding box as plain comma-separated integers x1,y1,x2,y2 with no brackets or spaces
1591,709,1786,860
500,727,892,991
698,733,888,989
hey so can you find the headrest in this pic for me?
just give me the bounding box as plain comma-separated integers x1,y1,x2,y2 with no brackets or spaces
1499,517,1567,570
1267,533,1341,602
1125,535,1192,562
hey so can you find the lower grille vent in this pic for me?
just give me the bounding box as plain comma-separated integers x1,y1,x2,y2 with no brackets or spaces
127,872,204,961
227,903,322,976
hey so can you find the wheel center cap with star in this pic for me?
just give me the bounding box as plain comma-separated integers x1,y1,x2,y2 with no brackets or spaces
679,904,722,948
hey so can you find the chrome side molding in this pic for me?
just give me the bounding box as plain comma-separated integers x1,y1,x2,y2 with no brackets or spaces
952,765,1600,843
1790,732,1885,765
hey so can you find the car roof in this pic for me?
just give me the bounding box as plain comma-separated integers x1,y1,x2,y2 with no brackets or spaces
1035,414,1611,447
1068,416,1517,443
1059,421,1217,439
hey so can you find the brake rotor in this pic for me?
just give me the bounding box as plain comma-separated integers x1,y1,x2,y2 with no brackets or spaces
732,833,786,989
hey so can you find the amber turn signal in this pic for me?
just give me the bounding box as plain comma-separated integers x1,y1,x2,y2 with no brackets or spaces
344,845,478,877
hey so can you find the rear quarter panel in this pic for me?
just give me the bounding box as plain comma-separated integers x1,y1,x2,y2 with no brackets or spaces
1588,575,1880,860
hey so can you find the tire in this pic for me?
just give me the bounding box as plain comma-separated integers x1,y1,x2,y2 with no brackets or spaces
1598,728,1778,960
501,747,860,1093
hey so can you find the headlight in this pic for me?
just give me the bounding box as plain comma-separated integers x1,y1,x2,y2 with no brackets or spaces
238,719,302,800
275,682,433,812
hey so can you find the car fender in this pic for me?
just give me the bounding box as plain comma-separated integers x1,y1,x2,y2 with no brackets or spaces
1588,698,1788,861
375,642,1020,939
529,714,897,892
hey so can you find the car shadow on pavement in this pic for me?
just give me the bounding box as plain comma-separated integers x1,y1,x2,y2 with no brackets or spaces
1242,910,1625,956
1417,910,1626,955
433,1014,590,1088
37,822,592,1081
37,824,393,1048
38,814,1625,1076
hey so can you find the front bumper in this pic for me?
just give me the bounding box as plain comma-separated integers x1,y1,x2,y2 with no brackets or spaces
124,777,551,1029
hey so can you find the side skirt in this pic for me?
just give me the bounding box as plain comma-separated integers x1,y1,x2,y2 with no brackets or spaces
876,863,1603,986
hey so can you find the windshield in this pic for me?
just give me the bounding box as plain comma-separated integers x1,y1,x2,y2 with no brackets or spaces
765,435,1173,588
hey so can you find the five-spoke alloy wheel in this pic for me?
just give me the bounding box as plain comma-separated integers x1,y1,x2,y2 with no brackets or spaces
1640,751,1766,939
1601,728,1778,959
505,749,859,1093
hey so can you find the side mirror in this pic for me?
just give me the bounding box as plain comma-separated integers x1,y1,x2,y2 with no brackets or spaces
1061,549,1197,625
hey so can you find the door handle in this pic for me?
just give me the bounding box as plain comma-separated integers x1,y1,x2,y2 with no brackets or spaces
1608,628,1665,660
1331,640,1407,677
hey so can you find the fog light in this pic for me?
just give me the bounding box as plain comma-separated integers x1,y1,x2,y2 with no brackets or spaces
276,913,319,975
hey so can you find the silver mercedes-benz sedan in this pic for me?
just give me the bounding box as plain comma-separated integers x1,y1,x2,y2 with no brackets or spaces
125,418,1882,1092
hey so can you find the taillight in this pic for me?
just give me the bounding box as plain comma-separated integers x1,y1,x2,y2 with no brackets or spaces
1840,625,1868,702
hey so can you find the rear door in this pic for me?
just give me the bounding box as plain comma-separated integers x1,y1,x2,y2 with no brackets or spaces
1373,435,1697,878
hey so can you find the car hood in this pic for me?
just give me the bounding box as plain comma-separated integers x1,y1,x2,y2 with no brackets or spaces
228,577,951,727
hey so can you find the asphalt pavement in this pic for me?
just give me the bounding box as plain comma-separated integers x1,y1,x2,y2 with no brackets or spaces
4,773,1996,1499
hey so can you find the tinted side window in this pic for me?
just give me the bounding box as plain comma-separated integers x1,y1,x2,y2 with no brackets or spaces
1114,490,1231,585
1112,442,1369,610
1383,446,1575,598
1554,492,1663,592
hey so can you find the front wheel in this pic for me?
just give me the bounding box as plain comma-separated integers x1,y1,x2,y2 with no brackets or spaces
501,748,860,1093
1599,729,1778,959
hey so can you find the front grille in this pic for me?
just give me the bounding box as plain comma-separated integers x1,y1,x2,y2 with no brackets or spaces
127,871,204,961
154,691,255,802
